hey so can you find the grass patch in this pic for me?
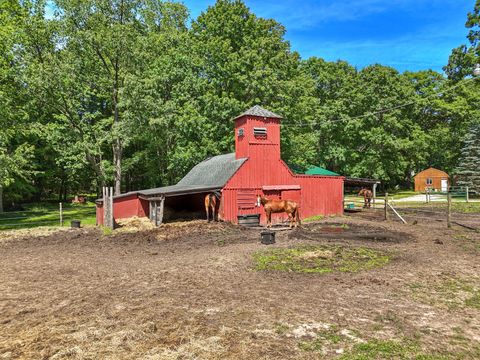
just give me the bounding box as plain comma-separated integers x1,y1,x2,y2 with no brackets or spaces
465,291,480,309
394,202,480,214
253,245,390,274
102,226,113,236
274,323,290,335
303,214,325,223
408,276,480,310
0,202,96,230
339,339,447,360
297,326,347,353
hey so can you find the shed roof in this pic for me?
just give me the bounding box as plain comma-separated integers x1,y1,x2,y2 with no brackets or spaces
233,105,282,120
305,166,340,176
414,167,449,178
99,153,247,202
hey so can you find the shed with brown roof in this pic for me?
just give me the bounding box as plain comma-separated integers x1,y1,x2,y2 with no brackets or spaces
414,167,449,192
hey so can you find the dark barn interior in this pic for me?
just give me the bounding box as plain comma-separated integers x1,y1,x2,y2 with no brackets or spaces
162,193,216,222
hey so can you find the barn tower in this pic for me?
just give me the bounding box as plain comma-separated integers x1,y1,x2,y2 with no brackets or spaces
233,105,282,160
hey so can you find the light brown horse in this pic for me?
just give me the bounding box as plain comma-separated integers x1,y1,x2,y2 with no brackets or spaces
257,195,300,228
358,188,373,208
204,193,218,222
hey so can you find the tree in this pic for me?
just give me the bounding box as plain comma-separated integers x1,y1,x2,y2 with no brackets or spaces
0,0,35,212
190,0,314,167
22,0,190,195
445,0,480,80
456,123,480,194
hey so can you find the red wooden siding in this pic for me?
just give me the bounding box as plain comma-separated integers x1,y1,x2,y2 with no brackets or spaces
221,112,345,225
96,194,148,225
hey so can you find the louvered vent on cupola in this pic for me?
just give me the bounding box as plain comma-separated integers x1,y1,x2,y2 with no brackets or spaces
253,127,267,137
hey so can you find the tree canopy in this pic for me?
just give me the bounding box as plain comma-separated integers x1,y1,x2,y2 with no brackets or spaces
1,0,479,210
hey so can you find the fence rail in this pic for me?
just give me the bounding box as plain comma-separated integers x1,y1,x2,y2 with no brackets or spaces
0,203,96,230
346,191,479,231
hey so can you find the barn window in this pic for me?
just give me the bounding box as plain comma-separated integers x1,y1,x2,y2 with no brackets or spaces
253,127,267,138
426,178,432,185
237,128,244,137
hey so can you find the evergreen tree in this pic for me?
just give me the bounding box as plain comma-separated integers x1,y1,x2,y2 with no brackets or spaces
456,123,480,194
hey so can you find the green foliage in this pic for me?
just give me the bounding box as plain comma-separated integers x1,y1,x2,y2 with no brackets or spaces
253,245,390,273
2,0,480,209
455,123,480,194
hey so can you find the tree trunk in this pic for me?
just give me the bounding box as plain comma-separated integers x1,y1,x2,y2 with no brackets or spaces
0,185,3,213
86,152,106,194
113,138,122,196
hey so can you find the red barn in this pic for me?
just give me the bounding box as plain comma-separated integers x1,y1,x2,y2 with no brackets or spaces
96,106,345,226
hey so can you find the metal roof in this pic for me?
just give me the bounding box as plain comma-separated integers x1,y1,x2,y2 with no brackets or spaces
344,177,381,186
177,153,247,187
305,166,340,176
98,153,247,202
233,105,282,120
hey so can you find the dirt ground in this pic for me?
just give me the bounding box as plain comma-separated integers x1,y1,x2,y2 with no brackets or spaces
1,213,479,359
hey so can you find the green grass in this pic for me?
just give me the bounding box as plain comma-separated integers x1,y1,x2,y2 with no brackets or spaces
388,190,418,200
303,214,325,223
465,291,480,309
0,202,96,230
339,339,448,360
407,276,480,310
297,326,344,353
253,245,390,274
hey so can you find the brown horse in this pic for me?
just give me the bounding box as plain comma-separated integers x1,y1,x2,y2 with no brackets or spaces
257,195,300,228
358,188,373,208
204,193,218,222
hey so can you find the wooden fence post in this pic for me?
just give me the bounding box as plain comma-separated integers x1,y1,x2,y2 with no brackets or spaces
158,196,165,226
447,192,452,228
102,186,114,229
466,186,469,203
103,187,106,226
384,192,389,221
59,202,63,227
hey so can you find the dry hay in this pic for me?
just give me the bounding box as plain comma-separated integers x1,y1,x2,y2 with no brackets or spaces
115,216,156,231
0,226,73,244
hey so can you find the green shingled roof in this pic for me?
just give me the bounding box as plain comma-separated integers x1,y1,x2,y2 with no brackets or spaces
305,166,339,176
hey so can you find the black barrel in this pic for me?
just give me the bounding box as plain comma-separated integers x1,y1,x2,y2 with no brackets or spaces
260,231,275,245
71,220,81,228
237,214,260,227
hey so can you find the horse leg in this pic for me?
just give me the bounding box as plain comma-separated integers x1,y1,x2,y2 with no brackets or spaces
211,203,216,221
205,202,210,222
288,211,294,228
267,210,271,228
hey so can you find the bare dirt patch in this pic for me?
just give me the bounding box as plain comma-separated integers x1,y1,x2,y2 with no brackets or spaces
0,217,479,359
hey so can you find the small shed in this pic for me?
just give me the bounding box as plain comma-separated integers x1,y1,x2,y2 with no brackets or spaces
414,167,449,192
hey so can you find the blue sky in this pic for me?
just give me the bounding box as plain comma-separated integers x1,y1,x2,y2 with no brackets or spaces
183,0,474,73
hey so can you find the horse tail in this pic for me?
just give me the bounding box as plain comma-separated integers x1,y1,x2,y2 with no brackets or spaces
296,206,301,226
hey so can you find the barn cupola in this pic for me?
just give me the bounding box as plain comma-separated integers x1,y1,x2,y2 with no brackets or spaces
233,105,283,160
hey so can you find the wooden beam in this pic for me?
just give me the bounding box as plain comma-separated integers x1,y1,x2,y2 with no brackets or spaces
158,196,165,226
387,203,407,224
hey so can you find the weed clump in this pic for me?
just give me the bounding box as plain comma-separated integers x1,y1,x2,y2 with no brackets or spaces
253,245,390,274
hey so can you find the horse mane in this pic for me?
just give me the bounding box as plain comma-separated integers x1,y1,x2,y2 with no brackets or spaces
260,196,269,205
